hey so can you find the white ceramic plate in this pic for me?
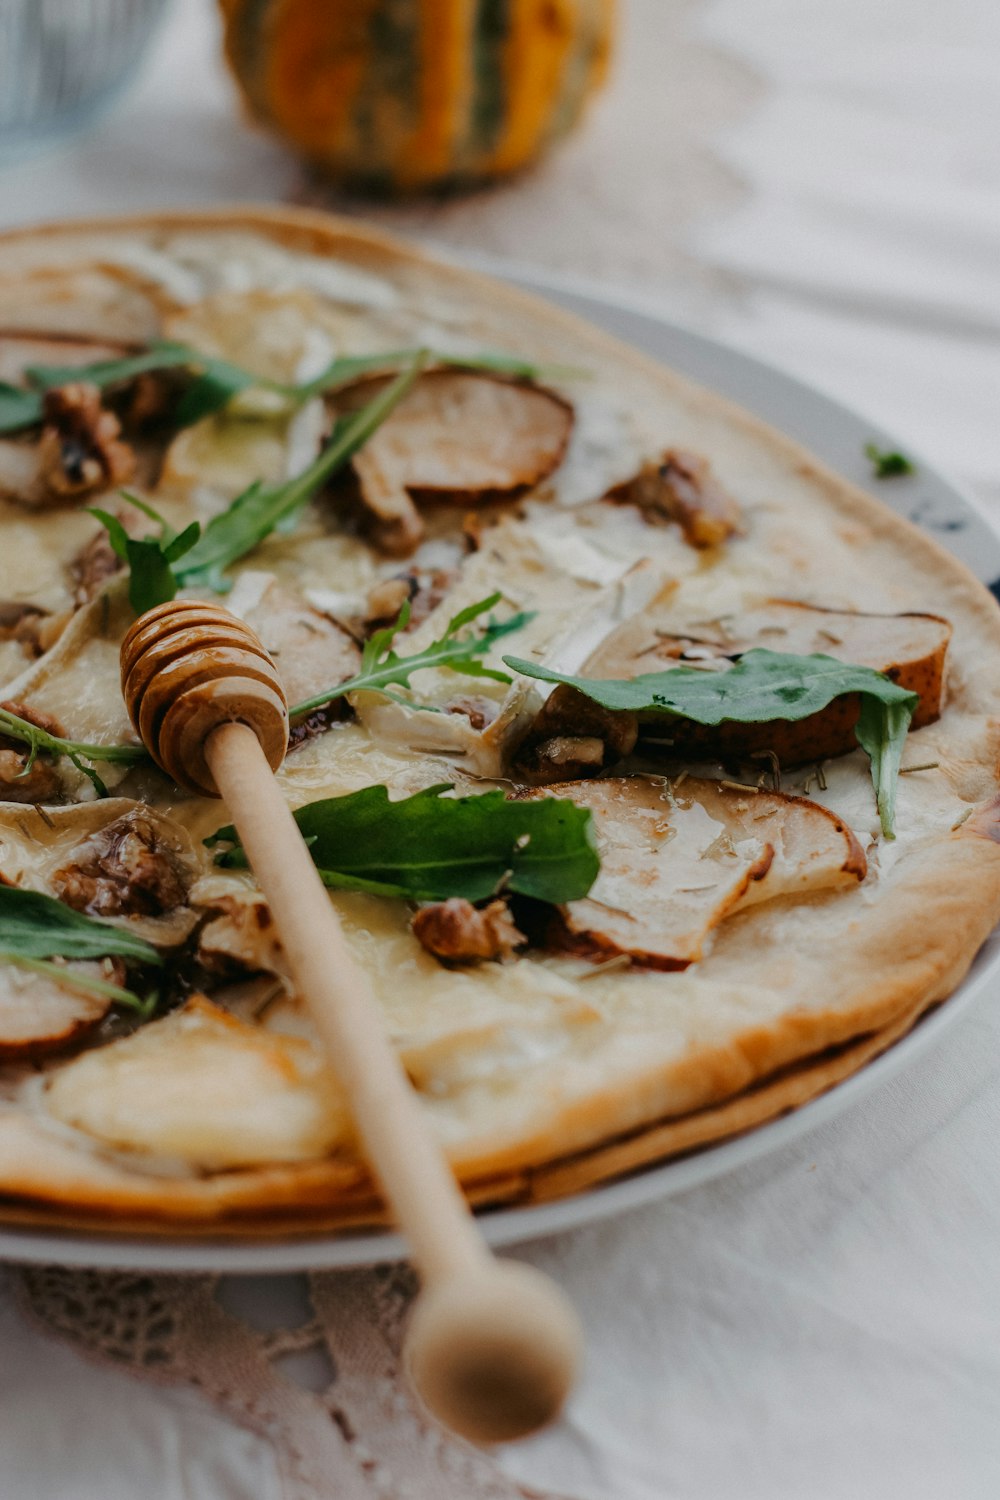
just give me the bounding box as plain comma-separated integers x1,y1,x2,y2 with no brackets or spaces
3,270,998,1272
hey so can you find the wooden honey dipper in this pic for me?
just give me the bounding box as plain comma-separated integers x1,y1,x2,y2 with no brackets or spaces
120,599,582,1444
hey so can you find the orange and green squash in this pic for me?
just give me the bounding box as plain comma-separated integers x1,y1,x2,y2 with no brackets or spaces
219,0,616,193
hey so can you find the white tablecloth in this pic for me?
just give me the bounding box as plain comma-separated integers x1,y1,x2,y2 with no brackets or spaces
2,2,1000,1496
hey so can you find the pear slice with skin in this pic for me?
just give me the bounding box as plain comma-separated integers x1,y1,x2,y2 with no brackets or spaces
521,602,951,775
0,961,114,1060
517,775,866,970
330,370,574,556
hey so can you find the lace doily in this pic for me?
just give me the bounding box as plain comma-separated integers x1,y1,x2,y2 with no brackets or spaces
15,1264,573,1500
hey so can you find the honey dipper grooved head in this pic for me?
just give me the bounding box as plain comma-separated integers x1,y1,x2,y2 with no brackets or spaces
120,600,289,797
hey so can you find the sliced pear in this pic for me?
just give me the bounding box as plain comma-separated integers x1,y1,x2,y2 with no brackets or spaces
548,601,952,768
227,570,360,711
605,448,742,548
0,961,113,1059
0,263,163,342
332,371,574,555
522,775,866,968
44,997,351,1169
196,892,289,981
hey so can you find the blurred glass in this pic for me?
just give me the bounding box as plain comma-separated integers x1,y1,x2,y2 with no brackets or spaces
0,0,167,160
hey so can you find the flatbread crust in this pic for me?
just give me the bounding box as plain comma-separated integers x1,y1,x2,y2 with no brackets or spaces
0,206,999,1239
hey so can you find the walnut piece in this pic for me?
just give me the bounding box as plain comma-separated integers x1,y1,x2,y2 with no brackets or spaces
606,448,741,549
412,898,525,965
0,601,53,661
197,894,287,980
364,567,459,634
513,684,638,784
70,524,125,606
35,382,135,504
52,810,190,918
443,696,499,732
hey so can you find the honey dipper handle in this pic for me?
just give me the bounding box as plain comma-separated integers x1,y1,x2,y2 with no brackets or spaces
204,722,581,1443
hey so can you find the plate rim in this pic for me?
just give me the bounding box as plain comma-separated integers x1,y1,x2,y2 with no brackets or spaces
2,266,997,1273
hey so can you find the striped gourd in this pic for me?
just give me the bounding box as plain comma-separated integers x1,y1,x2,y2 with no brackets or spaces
220,0,616,193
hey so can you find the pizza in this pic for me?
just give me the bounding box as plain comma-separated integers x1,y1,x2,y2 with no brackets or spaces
0,206,997,1237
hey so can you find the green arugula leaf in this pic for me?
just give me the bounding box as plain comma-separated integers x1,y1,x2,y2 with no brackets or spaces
171,356,257,427
438,351,587,382
25,341,197,392
290,348,586,402
89,493,201,615
0,338,579,437
175,354,427,593
207,784,599,903
0,885,161,1012
290,594,533,718
0,380,44,431
865,442,915,479
504,648,919,838
288,350,435,404
26,340,255,432
0,702,147,797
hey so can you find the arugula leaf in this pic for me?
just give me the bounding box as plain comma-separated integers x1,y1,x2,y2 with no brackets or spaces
0,338,579,437
288,350,436,404
172,358,257,427
438,351,587,382
25,341,198,392
290,594,533,718
26,340,255,432
504,648,919,838
865,443,915,479
0,702,147,797
0,885,161,1012
855,695,913,839
175,354,427,592
207,784,599,903
0,380,44,432
90,493,201,615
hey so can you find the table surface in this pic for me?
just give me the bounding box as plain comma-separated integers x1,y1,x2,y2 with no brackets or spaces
1,1,1000,1497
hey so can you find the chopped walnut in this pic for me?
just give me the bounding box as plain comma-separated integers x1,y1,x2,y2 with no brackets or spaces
35,382,135,504
364,576,410,626
462,510,484,552
606,448,741,549
364,567,459,634
69,524,124,606
0,749,61,803
534,736,605,775
514,684,638,784
412,898,525,966
197,894,287,980
287,700,351,752
52,810,190,918
0,601,52,661
443,696,499,732
122,371,177,429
